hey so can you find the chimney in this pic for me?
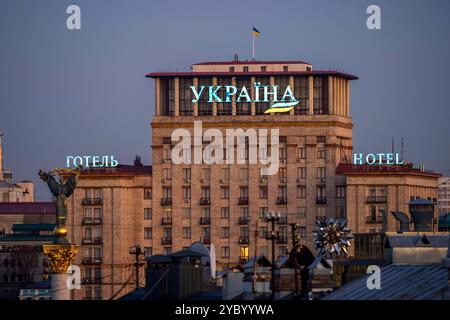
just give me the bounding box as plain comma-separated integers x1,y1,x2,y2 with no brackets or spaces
134,155,142,167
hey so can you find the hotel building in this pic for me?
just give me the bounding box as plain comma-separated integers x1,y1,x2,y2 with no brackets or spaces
65,59,440,300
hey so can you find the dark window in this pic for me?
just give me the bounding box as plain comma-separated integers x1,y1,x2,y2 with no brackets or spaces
229,66,235,72
236,77,251,115
243,66,249,72
261,66,267,72
283,66,289,72
198,78,213,116
179,78,194,115
255,77,271,115
216,77,232,116
294,77,309,115
160,78,175,116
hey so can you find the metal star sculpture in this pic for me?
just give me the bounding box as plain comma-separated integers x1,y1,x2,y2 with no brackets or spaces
313,217,352,257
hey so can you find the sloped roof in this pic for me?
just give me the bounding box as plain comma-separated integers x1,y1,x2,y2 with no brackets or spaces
323,264,448,300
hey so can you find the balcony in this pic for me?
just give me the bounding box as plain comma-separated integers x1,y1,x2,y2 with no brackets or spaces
82,257,102,265
161,198,172,206
366,216,383,224
238,217,250,225
202,237,211,245
316,197,327,205
161,217,172,225
161,237,172,245
82,198,103,205
200,198,211,206
82,217,102,225
276,197,287,205
239,236,249,245
277,217,288,225
317,178,326,185
276,237,288,244
82,237,103,245
366,196,387,203
238,197,249,205
199,217,211,225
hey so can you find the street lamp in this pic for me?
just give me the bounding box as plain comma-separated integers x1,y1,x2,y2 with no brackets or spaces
289,223,301,296
265,212,280,300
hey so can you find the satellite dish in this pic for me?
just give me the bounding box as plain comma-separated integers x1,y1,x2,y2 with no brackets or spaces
209,243,216,279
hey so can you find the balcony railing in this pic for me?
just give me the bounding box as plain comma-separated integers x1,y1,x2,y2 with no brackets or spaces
238,217,250,225
239,236,249,245
82,237,103,245
238,197,249,205
200,198,211,205
82,217,102,225
316,197,327,204
202,237,211,245
276,197,287,205
161,217,172,225
82,198,103,205
82,257,102,265
161,198,172,206
366,196,387,203
276,237,288,244
161,237,172,245
366,216,383,224
199,217,211,225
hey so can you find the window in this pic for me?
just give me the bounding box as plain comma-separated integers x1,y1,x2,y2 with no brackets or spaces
240,246,249,261
221,246,230,258
240,187,248,198
297,186,306,198
236,77,251,115
163,187,172,199
201,168,210,180
336,206,345,218
163,168,172,180
261,66,267,72
94,208,102,218
144,247,153,257
202,227,210,237
182,187,191,200
163,227,172,237
297,207,306,218
183,227,191,238
221,207,230,219
179,78,194,115
283,66,288,72
259,226,268,238
298,147,306,159
221,227,230,238
317,167,326,179
163,148,171,160
278,167,287,178
240,207,249,218
229,66,235,72
221,187,230,199
243,66,249,72
317,136,326,143
163,247,172,255
144,208,152,220
317,149,326,159
259,186,268,199
313,77,325,115
259,207,268,219
297,167,306,179
220,167,230,180
144,188,152,200
336,186,346,198
317,206,326,218
239,168,249,180
294,77,309,114
182,168,191,180
299,227,307,238
317,186,326,197
198,78,213,116
278,186,287,198
84,208,92,218
201,207,211,218
85,188,103,200
183,208,191,219
201,187,210,199
144,227,152,239
279,148,287,160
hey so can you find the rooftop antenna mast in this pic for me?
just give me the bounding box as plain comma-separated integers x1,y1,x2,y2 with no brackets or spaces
401,137,404,161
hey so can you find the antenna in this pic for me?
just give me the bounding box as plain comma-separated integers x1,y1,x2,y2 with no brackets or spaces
401,137,404,160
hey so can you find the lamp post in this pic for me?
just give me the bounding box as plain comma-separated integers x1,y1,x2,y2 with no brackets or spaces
265,211,280,300
289,223,301,296
129,245,145,289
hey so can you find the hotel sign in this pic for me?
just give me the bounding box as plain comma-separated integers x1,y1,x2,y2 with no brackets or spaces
190,82,299,113
353,153,404,165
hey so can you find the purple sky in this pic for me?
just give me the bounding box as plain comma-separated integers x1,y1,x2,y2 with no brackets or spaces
1,0,449,200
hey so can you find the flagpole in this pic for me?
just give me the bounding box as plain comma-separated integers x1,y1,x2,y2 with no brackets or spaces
252,35,255,60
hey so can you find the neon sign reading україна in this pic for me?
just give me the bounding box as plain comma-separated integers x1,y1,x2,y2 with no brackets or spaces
190,82,300,113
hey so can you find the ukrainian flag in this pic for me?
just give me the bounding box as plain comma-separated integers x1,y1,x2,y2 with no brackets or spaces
252,27,260,37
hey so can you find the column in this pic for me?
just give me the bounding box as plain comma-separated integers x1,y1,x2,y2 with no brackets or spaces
175,77,180,117
155,78,161,116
